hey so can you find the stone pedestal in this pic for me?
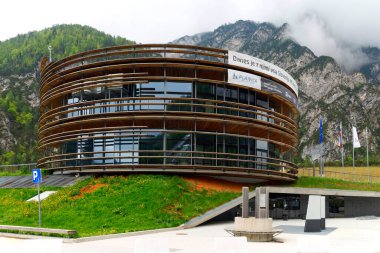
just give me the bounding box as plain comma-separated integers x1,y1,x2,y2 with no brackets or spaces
234,217,273,232
231,217,276,242
228,187,277,242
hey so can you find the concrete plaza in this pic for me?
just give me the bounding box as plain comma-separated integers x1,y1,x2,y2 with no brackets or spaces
1,218,380,253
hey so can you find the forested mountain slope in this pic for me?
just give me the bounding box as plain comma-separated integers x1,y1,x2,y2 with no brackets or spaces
0,24,134,164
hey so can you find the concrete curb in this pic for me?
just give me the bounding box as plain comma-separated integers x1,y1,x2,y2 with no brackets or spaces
0,225,184,243
0,232,56,240
63,225,184,243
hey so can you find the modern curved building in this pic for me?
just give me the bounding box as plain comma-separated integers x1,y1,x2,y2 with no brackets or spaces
38,44,298,182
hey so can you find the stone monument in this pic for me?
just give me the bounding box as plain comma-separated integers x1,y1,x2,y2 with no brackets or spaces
227,187,280,242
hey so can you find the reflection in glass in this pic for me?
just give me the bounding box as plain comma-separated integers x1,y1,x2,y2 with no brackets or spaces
58,130,284,170
195,133,216,166
139,132,164,164
196,82,215,113
166,132,191,165
166,82,192,98
257,140,268,169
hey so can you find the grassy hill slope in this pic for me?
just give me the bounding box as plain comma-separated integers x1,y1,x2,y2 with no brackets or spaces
2,175,380,237
0,175,239,237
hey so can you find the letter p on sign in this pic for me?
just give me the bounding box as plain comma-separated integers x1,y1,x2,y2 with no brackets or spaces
32,169,42,184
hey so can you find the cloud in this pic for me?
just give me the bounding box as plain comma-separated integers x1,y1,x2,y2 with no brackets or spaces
247,0,380,71
285,13,370,71
1,0,380,71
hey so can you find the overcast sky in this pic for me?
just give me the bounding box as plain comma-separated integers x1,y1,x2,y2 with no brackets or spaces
2,0,380,70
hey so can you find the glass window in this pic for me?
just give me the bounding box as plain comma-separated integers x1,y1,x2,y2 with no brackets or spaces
82,87,105,101
257,140,268,169
225,135,238,167
166,82,192,98
257,140,268,151
67,92,80,117
239,137,248,155
78,137,93,166
65,140,77,154
247,139,256,168
249,91,256,106
93,134,104,164
196,82,215,99
196,133,216,153
137,82,165,98
139,132,164,164
217,135,224,153
216,84,224,101
225,135,238,154
106,86,122,99
135,82,165,110
104,136,114,164
166,82,192,112
225,86,238,102
115,134,138,164
225,85,238,115
257,94,268,108
121,84,136,98
195,133,216,166
166,132,191,151
166,133,191,165
239,137,248,168
239,89,249,117
104,101,117,113
239,88,248,104
196,82,215,113
139,132,163,150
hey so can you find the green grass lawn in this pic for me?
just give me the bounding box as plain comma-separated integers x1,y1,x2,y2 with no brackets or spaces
287,176,380,192
298,166,380,183
0,171,30,176
0,175,239,237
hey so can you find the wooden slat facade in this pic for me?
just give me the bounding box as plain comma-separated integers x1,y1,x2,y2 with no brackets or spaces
39,44,299,182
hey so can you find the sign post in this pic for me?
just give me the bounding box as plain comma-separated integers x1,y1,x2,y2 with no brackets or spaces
32,169,42,227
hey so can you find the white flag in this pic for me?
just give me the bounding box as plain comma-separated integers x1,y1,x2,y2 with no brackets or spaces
352,126,361,148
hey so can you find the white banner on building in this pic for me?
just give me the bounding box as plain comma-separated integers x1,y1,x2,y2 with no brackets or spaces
352,126,361,148
228,51,298,96
227,69,261,90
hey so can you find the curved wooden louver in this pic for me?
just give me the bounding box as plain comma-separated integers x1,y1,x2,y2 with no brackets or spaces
39,44,298,182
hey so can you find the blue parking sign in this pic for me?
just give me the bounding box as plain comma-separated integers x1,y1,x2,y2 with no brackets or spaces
32,169,42,184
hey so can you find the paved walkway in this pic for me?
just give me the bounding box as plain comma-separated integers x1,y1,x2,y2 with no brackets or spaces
2,218,380,252
0,175,86,188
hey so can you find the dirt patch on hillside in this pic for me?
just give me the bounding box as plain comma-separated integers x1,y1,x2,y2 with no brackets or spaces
73,182,107,199
183,176,249,193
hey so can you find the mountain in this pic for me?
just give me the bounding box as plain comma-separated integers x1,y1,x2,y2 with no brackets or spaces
0,21,378,166
361,46,380,83
0,24,134,164
173,20,380,164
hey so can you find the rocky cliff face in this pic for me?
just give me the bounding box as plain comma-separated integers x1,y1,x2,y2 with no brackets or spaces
0,73,39,163
174,20,380,161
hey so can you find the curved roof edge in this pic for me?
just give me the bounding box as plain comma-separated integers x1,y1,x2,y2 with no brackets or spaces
228,50,298,97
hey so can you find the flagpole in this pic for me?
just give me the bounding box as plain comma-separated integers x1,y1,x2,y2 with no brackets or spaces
340,122,344,177
352,125,355,169
353,143,355,167
366,127,369,182
319,116,323,177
